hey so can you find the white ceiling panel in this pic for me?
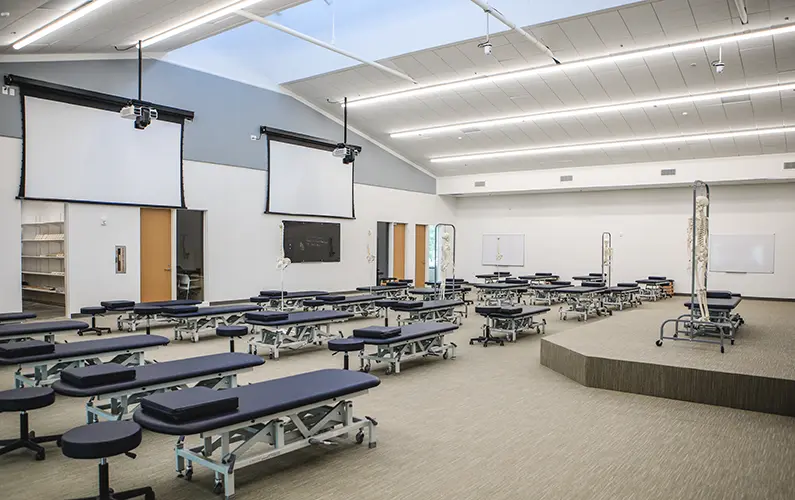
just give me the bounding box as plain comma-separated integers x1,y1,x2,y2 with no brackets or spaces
283,0,795,176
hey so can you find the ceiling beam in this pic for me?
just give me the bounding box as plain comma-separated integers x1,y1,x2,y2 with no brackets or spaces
237,10,417,84
469,0,560,64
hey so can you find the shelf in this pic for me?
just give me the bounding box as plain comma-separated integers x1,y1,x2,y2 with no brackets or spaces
21,238,64,242
22,271,65,277
21,255,64,259
22,221,64,226
22,286,64,295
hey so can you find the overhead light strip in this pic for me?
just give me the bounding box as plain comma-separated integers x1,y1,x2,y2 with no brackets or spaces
13,0,121,50
140,0,266,48
347,23,795,108
391,82,795,138
429,127,795,163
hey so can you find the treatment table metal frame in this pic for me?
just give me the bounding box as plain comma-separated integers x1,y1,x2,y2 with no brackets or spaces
393,303,464,326
12,344,160,388
173,392,376,500
474,284,527,306
359,331,456,375
168,307,259,343
558,288,611,321
247,316,348,360
476,311,548,345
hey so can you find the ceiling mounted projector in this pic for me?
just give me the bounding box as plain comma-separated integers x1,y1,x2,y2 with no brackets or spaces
120,103,158,130
332,143,347,158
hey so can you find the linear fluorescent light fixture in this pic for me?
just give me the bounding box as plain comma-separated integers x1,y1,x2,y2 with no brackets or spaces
349,23,795,108
429,127,795,164
13,0,120,50
391,82,795,138
140,0,266,48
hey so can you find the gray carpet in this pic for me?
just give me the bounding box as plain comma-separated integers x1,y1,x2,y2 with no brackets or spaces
2,299,794,500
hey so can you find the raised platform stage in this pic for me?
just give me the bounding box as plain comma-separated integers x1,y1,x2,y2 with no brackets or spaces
540,303,795,417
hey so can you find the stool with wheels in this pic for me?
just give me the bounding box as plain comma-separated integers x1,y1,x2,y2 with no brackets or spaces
328,338,364,370
79,307,112,336
61,420,155,500
216,324,248,352
0,387,60,461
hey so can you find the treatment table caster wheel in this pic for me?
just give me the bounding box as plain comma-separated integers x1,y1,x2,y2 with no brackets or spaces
355,431,365,445
443,351,450,360
655,340,663,347
362,362,371,373
213,480,224,495
385,365,394,375
35,450,45,461
184,469,194,481
720,346,725,353
469,340,474,345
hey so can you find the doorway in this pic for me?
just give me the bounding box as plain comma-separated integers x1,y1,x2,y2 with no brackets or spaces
393,223,406,280
414,225,427,287
140,208,172,302
176,210,204,301
376,222,390,285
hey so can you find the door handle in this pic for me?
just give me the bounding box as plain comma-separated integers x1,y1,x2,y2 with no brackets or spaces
165,266,172,272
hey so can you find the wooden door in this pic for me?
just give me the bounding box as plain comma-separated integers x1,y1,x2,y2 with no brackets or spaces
392,223,406,280
414,225,427,286
140,208,172,302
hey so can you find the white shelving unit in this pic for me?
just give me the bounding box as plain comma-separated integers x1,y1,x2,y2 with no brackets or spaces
21,218,66,303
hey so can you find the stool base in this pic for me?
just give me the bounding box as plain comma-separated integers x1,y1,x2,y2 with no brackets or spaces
68,461,155,500
0,412,60,461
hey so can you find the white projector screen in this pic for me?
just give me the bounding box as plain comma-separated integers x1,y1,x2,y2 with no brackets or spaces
710,234,776,274
23,96,183,207
267,139,354,218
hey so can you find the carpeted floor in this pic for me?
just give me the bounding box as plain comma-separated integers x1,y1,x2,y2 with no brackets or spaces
2,298,794,500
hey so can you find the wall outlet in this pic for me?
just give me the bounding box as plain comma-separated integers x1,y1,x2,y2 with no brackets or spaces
1,86,10,96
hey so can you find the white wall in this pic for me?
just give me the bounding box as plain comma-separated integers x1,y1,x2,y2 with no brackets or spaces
183,160,455,301
438,154,795,196
454,183,795,299
65,204,141,314
0,136,21,312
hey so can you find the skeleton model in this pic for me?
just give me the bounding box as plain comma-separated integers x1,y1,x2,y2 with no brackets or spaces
440,231,454,297
687,195,710,320
602,232,613,286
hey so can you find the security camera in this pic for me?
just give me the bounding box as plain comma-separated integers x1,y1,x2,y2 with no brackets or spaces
479,41,493,56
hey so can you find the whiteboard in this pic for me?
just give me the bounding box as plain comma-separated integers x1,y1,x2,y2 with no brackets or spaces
482,234,525,266
709,234,775,274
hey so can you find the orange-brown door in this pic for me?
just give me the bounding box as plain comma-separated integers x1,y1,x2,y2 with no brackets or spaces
414,225,427,286
393,223,406,280
140,208,172,302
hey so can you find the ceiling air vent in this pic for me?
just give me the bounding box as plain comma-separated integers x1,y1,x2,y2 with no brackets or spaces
784,162,795,170
461,127,482,134
474,180,486,187
661,168,677,176
560,175,573,182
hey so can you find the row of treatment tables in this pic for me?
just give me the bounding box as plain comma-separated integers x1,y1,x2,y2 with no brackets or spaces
0,276,745,499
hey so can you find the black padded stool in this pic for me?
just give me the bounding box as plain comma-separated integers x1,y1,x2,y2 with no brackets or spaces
79,307,112,336
216,325,248,352
0,387,60,461
133,306,160,335
62,421,154,500
328,338,364,370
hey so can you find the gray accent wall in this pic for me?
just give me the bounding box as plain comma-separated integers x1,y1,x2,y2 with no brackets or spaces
0,59,435,194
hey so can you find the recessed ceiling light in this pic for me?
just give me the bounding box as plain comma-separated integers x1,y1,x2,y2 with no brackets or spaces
348,23,795,108
457,136,463,140
429,126,795,164
682,111,688,115
690,62,697,67
0,12,10,17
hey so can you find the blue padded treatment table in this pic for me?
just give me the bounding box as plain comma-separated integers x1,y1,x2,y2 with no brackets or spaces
133,369,380,499
0,334,169,387
519,274,560,281
99,299,201,332
354,322,459,374
311,294,381,319
558,285,609,321
473,306,550,344
476,272,511,278
684,296,742,311
355,284,409,299
0,312,36,323
53,353,264,422
246,310,354,359
600,284,641,311
389,299,464,312
257,290,328,298
474,283,528,290
162,304,261,343
0,320,88,343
